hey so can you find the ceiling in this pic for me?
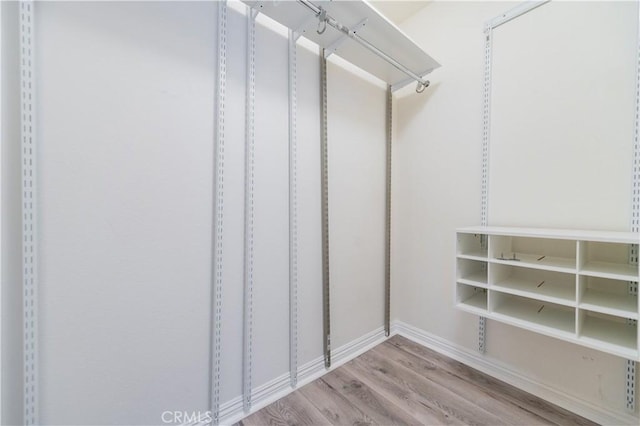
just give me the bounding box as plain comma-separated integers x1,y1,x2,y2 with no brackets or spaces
368,1,431,25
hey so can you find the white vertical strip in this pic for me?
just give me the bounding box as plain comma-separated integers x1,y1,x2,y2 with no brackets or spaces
632,0,640,237
626,0,640,413
19,1,37,424
478,25,492,354
384,85,391,337
626,360,636,412
480,26,492,228
242,7,257,414
0,1,3,421
320,49,330,368
288,29,299,389
211,1,226,424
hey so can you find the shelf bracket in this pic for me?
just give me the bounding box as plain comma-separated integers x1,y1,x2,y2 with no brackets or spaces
324,18,368,59
626,360,636,412
478,316,487,353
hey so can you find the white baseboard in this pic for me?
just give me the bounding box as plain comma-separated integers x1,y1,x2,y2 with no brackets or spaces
217,326,387,425
331,326,387,368
392,320,639,426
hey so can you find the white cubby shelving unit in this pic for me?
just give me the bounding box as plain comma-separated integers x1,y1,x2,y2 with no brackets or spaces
455,227,639,361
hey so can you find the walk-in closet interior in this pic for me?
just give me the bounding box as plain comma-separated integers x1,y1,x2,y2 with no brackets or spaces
1,1,639,425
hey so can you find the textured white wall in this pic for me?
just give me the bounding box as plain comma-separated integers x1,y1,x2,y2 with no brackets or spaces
392,0,638,420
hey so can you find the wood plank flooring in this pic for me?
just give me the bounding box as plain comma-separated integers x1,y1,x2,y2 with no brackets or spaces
238,335,597,426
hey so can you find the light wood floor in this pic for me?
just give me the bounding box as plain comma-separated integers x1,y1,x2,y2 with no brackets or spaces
238,335,597,426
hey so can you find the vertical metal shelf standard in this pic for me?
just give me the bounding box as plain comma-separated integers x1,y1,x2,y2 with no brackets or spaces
627,0,640,412
0,1,4,422
479,21,492,355
320,48,331,369
20,1,38,424
242,7,258,414
288,28,301,389
384,85,392,337
211,1,227,424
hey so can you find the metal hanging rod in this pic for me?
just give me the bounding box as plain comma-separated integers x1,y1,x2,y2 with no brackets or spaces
296,0,430,93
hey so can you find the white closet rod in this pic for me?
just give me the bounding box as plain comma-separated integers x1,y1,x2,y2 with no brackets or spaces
297,0,431,92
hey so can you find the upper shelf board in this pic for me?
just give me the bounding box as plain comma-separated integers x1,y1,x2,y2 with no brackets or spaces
457,226,639,244
241,0,440,89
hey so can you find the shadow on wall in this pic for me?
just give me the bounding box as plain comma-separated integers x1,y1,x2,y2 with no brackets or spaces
397,81,441,131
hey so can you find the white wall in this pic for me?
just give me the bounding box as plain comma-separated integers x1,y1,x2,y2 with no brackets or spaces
489,1,635,230
393,0,639,421
2,2,23,425
328,60,386,349
1,1,386,424
37,2,215,423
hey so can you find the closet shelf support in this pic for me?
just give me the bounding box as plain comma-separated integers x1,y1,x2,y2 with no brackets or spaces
297,0,431,90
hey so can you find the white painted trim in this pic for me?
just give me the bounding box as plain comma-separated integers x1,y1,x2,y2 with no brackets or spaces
0,0,3,421
331,326,386,366
203,327,387,425
297,355,324,383
392,320,640,426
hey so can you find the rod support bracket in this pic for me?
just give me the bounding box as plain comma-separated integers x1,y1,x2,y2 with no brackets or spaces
317,7,327,34
416,80,430,93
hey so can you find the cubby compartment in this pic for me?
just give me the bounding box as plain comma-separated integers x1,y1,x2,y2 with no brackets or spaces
578,276,639,319
491,292,575,337
456,227,639,360
578,310,638,359
456,283,487,314
456,258,487,286
490,264,575,306
579,241,639,281
456,232,487,260
489,235,576,272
